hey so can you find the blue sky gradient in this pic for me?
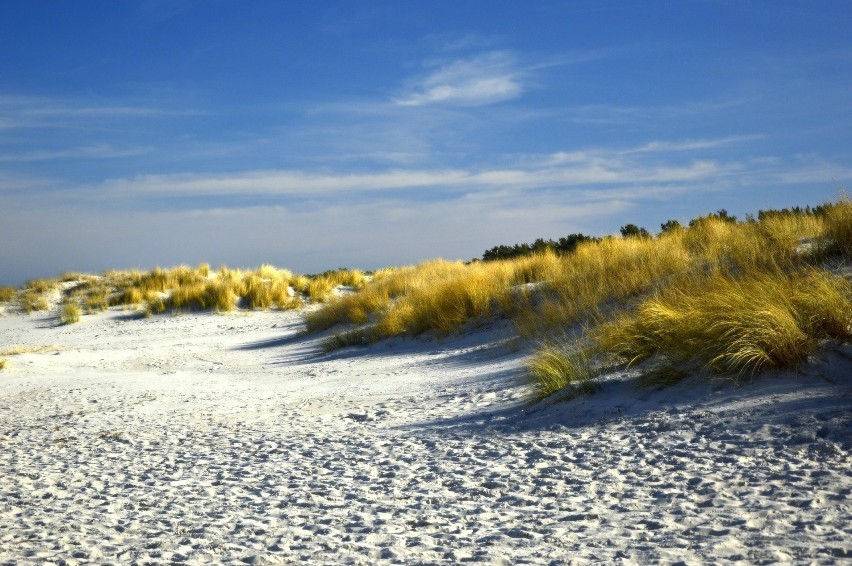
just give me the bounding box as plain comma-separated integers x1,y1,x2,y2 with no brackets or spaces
2,1,851,285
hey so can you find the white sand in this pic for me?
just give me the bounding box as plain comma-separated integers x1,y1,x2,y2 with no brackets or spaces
0,307,850,564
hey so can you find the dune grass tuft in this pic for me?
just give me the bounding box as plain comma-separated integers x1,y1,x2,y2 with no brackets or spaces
527,340,597,401
60,302,81,325
20,291,49,313
822,195,852,257
24,278,58,293
593,268,851,380
0,287,16,302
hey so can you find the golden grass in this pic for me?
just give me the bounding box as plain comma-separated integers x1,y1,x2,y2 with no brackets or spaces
1,345,65,356
527,340,597,400
20,291,49,313
822,195,852,257
311,209,834,351
300,198,850,402
24,278,58,293
593,268,851,380
0,287,15,302
310,254,567,344
60,302,81,325
0,359,6,371
303,269,367,303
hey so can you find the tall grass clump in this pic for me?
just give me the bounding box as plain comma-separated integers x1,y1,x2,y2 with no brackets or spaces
593,268,851,382
821,196,852,257
512,235,692,337
527,340,597,401
20,291,49,313
308,254,567,346
303,268,367,303
0,287,15,302
60,302,81,325
24,278,58,293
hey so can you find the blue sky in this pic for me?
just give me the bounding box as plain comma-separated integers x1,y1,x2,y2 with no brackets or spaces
2,1,851,285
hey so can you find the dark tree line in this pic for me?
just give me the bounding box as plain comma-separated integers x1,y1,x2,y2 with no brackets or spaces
480,202,836,262
482,234,599,261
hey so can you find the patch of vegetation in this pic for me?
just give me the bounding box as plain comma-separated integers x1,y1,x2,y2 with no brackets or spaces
20,291,49,313
527,340,598,400
1,345,65,356
60,302,81,325
593,268,851,380
305,196,851,402
0,287,16,302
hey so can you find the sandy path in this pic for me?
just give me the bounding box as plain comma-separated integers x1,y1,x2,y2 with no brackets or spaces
0,309,850,564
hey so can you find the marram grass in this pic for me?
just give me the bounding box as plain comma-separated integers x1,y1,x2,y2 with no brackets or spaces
60,302,81,325
0,287,16,302
593,268,851,380
527,341,598,401
303,198,850,401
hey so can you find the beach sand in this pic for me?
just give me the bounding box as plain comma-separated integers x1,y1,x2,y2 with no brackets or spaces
1,307,850,564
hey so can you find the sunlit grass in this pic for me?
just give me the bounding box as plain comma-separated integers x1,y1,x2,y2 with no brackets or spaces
0,287,15,302
60,302,81,325
822,194,852,257
593,268,851,380
300,198,850,402
20,291,49,313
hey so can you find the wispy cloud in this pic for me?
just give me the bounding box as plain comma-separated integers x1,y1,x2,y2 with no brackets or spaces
621,135,764,154
87,158,730,202
0,144,151,163
0,94,198,131
393,51,523,107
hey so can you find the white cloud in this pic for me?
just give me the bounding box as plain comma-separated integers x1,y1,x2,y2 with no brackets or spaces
81,157,728,202
0,144,151,163
622,135,764,154
394,52,523,107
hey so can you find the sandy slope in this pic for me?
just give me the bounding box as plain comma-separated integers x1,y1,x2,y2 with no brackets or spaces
0,307,850,564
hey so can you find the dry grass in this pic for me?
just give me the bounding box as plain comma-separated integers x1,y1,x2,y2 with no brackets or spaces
24,278,58,293
0,287,16,302
20,291,49,313
0,345,65,356
0,359,6,371
822,195,852,257
60,302,81,325
50,263,304,315
304,269,367,303
593,268,851,381
527,340,597,400
300,198,849,402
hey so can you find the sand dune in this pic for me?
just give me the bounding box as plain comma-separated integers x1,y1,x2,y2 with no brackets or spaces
1,307,850,564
